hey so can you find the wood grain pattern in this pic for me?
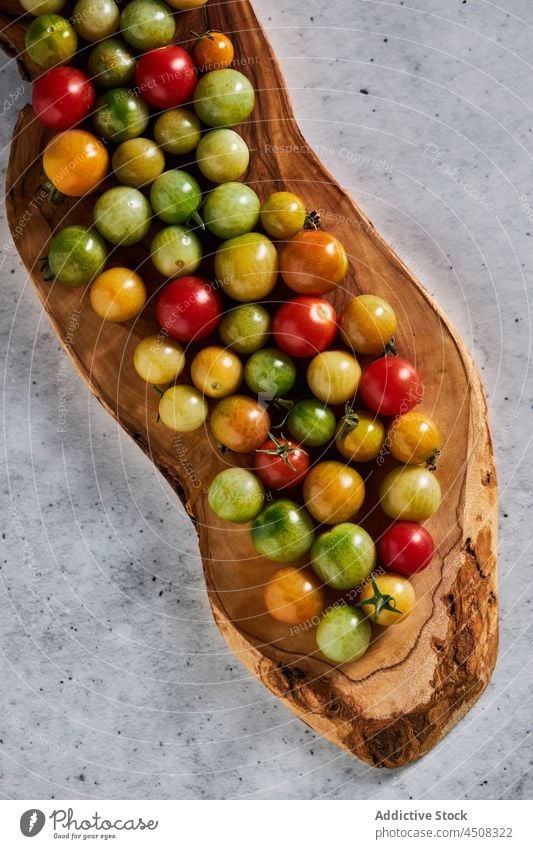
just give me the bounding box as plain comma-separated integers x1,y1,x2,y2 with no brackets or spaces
1,0,498,767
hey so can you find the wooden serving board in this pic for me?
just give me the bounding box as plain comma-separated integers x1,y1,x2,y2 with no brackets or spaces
0,0,498,767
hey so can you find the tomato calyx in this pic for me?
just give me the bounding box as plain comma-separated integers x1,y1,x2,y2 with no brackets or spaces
40,257,55,282
271,397,294,429
188,209,205,231
41,179,65,205
255,432,299,471
356,576,403,622
303,210,320,230
426,449,441,471
384,337,398,356
337,404,360,442
190,29,214,43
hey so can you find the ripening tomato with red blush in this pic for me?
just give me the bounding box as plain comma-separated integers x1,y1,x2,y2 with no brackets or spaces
156,277,222,343
254,435,310,490
359,356,424,416
378,521,434,575
272,296,337,358
134,46,197,110
32,66,95,130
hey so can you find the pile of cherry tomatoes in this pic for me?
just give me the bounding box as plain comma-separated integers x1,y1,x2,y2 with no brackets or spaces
27,0,443,665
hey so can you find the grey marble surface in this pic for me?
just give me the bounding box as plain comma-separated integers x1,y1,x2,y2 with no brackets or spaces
1,0,532,800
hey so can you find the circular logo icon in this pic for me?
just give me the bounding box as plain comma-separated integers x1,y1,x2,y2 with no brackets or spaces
20,810,46,837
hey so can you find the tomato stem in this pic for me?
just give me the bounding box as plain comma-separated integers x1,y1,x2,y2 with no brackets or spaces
40,257,54,282
255,432,298,471
152,385,164,398
41,180,65,205
189,209,205,231
426,449,441,471
337,404,359,441
356,576,403,623
384,337,398,356
304,210,320,230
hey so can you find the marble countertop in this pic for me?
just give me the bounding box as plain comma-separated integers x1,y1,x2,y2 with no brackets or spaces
1,0,532,800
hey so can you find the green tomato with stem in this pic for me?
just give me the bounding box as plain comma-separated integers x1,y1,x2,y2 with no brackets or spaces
48,225,107,287
196,129,249,183
150,226,202,278
316,606,371,663
150,170,203,225
287,398,337,447
251,499,315,563
120,0,175,51
208,468,265,524
93,88,149,142
25,14,77,69
311,523,376,590
154,109,202,155
93,186,152,246
194,69,255,128
88,39,136,89
203,183,260,240
245,348,296,399
219,303,271,354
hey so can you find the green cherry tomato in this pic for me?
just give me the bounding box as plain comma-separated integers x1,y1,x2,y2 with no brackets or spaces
72,0,120,43
287,398,336,447
93,88,149,142
48,225,107,287
260,191,307,240
215,233,278,302
25,15,78,70
203,183,260,240
112,138,165,187
158,385,208,432
94,186,152,246
380,466,442,521
219,303,271,354
316,606,371,664
120,0,175,51
208,468,265,524
154,109,202,155
150,225,202,278
311,523,376,590
88,39,136,89
244,348,296,399
194,69,255,128
196,129,249,183
150,170,202,225
251,498,315,563
20,0,66,13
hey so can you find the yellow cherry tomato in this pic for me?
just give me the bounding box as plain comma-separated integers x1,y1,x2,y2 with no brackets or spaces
264,566,325,625
358,572,415,626
133,335,185,384
90,268,146,322
260,191,307,240
340,294,397,355
307,350,361,404
190,345,243,398
43,129,109,196
388,411,441,467
303,460,365,524
159,385,208,432
336,409,385,462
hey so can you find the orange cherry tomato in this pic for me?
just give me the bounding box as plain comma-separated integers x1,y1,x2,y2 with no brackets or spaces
90,267,146,322
192,31,234,72
279,230,348,295
358,572,416,626
210,394,270,453
303,460,365,524
43,129,109,196
264,566,325,625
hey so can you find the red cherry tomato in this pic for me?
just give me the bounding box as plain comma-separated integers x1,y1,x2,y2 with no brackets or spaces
379,521,434,575
134,46,197,110
254,435,310,490
272,295,338,358
156,277,222,343
359,356,424,416
32,66,95,131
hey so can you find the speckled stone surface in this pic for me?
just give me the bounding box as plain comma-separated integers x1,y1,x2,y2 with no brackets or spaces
1,0,532,800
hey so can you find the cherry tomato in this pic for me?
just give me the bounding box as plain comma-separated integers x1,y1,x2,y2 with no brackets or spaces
190,345,243,398
32,66,95,131
154,108,201,155
272,296,337,358
360,356,424,416
316,605,371,663
303,460,365,525
134,46,196,110
251,498,314,563
43,129,108,196
166,0,208,8
378,521,435,576
156,277,222,343
159,385,208,432
254,435,310,491
340,294,397,355
112,137,165,187
25,14,77,69
286,398,336,447
244,348,296,399
260,191,306,240
335,409,385,462
192,31,234,72
380,466,441,521
388,411,441,467
210,395,271,453
215,233,278,302
72,0,119,42
279,230,348,295
133,335,185,384
311,523,375,590
219,303,271,354
264,566,325,625
358,572,416,626
90,268,146,322
208,468,265,524
307,350,361,404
